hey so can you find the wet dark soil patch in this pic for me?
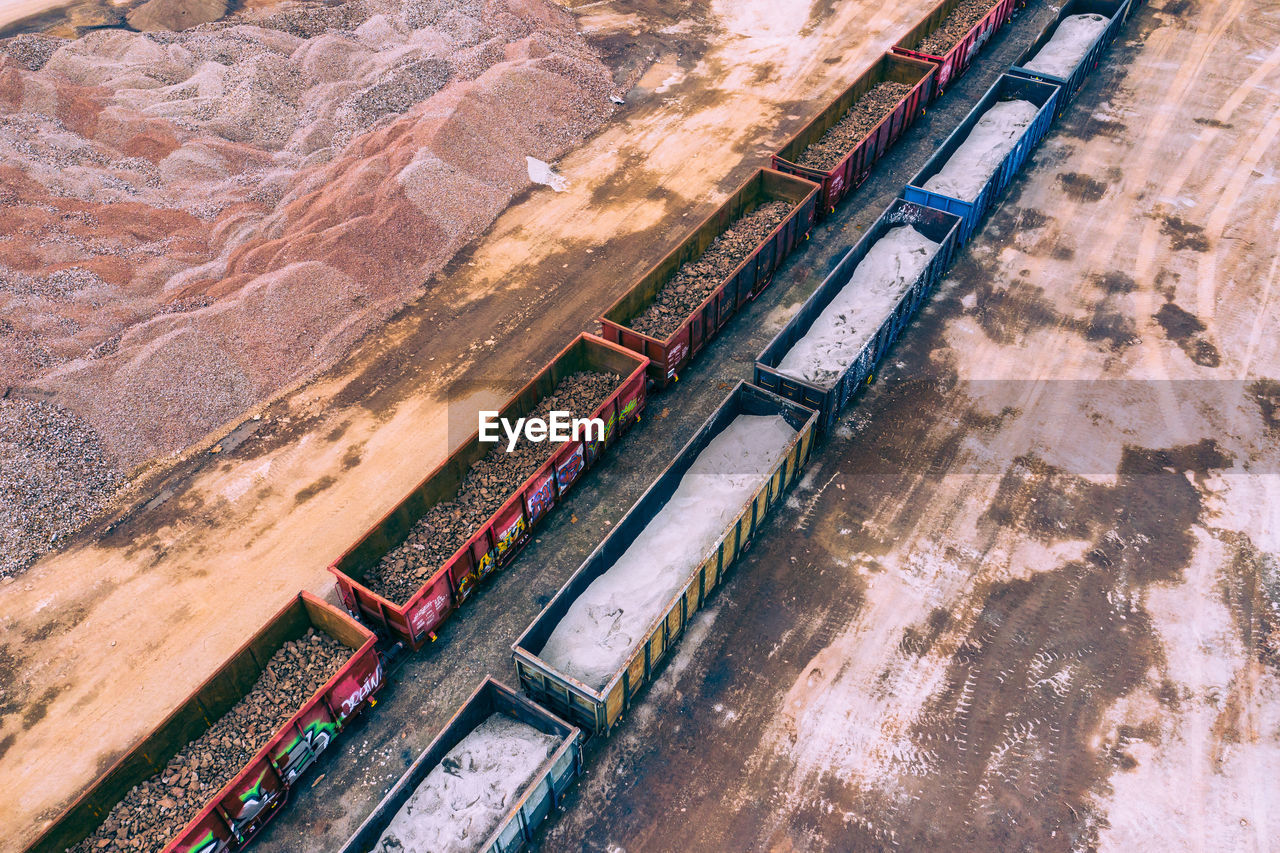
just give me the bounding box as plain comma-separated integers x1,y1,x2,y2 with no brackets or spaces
1154,301,1220,366
1247,379,1280,432
973,279,1061,345
1016,208,1052,229
1093,271,1136,293
1158,215,1211,252
20,684,64,730
890,437,1231,848
294,475,337,504
1218,532,1280,668
0,644,25,717
901,606,954,656
892,560,1161,851
1087,303,1139,350
1057,171,1108,202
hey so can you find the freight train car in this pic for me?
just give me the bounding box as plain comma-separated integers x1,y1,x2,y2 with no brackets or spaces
1008,0,1132,114
340,678,582,853
754,199,962,432
29,593,382,853
904,73,1060,245
330,334,648,650
892,0,1017,95
598,169,819,389
512,382,817,735
772,53,937,216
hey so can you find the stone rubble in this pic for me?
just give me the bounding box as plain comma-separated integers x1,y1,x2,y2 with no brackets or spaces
794,81,914,172
628,200,793,340
69,629,349,853
361,371,620,603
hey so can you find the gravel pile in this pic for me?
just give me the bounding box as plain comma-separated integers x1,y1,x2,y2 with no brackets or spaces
69,629,349,853
0,0,620,579
0,34,66,71
628,200,793,340
794,81,915,171
253,0,374,38
0,399,123,578
917,0,1003,55
362,371,621,603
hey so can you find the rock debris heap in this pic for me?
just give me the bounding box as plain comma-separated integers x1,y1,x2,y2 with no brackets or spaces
917,0,1003,55
0,398,123,578
628,200,794,340
795,81,914,171
362,371,620,603
0,0,618,577
70,630,348,853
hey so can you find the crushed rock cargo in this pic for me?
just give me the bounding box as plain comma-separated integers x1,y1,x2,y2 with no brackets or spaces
891,0,1017,91
512,382,818,734
329,334,648,651
340,678,581,853
771,52,937,215
599,169,819,388
28,594,382,853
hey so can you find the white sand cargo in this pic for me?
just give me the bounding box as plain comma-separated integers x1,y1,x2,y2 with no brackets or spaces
341,679,582,853
512,383,818,734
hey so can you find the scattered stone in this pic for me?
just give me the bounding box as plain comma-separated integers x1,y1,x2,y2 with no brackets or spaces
794,81,915,172
0,33,66,72
361,371,621,603
917,0,1004,55
0,399,123,579
70,630,348,853
628,200,794,340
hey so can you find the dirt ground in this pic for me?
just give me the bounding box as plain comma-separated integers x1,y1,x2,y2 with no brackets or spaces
0,0,953,848
539,0,1280,850
3,0,1278,849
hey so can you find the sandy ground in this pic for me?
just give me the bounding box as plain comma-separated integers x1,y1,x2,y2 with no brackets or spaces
539,0,1280,849
0,0,74,30
0,0,943,847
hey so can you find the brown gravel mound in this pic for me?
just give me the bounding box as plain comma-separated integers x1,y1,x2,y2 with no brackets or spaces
0,398,123,578
362,371,620,603
125,0,229,32
917,0,1004,55
629,200,793,340
795,81,915,171
70,629,348,853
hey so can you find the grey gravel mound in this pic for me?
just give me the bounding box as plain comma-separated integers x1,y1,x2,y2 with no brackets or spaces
0,398,123,578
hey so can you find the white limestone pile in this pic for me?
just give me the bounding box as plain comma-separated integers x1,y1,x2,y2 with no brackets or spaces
921,99,1040,201
540,414,798,691
1022,13,1110,79
374,714,560,853
775,225,941,387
